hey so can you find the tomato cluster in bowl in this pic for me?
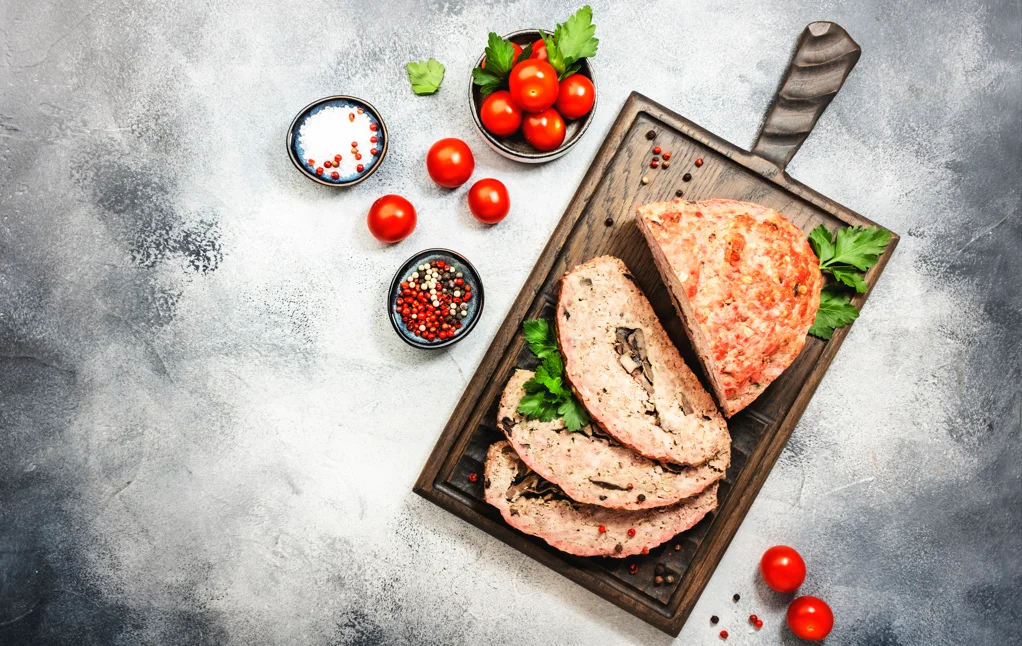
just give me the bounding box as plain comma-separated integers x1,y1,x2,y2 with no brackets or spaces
469,30,598,163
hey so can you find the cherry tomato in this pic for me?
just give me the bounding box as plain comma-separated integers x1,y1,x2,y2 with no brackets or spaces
529,38,548,61
426,138,475,188
760,545,807,593
555,74,596,120
481,43,523,69
522,108,565,152
367,194,416,243
508,59,559,113
467,178,510,224
787,596,834,641
479,90,522,137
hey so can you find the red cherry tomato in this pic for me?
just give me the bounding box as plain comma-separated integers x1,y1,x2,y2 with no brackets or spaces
481,43,523,69
508,59,559,113
787,596,834,641
479,90,522,137
426,138,475,188
467,178,510,224
760,545,807,593
529,38,548,61
367,194,416,243
522,108,565,152
555,74,596,120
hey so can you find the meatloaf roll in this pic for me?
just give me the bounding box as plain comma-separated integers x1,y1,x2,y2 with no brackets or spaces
556,256,730,467
636,199,823,416
484,441,718,558
499,369,727,510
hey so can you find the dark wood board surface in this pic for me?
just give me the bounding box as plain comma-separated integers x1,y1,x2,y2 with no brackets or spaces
415,22,898,637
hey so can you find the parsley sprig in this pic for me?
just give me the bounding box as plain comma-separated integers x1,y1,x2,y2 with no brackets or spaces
518,319,590,431
405,58,445,95
545,5,599,79
472,6,599,96
808,224,892,339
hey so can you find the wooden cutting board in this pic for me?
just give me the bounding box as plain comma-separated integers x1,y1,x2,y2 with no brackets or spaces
415,22,897,636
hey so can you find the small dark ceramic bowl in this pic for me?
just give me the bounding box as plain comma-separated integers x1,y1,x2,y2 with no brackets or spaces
287,95,389,187
388,249,484,349
469,29,597,164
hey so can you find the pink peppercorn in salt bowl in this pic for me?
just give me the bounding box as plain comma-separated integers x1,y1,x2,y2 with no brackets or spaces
286,95,388,187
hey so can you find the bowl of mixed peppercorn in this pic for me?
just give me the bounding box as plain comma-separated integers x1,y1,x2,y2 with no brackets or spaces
389,249,484,349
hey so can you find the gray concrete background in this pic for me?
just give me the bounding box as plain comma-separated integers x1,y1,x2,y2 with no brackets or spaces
1,0,1019,644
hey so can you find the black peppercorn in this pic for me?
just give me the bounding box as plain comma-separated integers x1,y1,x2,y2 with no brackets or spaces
711,615,719,624
637,494,646,502
646,129,656,140
655,564,664,575
604,217,614,227
675,189,684,197
733,593,741,602
683,173,692,182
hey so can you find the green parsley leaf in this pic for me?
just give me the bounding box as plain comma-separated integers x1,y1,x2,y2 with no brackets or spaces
523,378,547,394
809,286,860,340
471,67,502,96
483,32,516,77
537,399,561,422
406,58,445,95
829,266,869,293
826,225,891,272
808,223,890,331
541,352,564,378
523,318,559,360
558,398,590,432
535,367,568,398
542,33,566,76
559,61,582,81
518,42,534,62
523,319,552,348
808,224,836,265
553,5,599,66
518,391,551,418
518,318,591,431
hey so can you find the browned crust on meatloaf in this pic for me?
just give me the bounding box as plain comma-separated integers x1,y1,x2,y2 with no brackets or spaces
556,256,730,467
499,369,727,510
636,200,823,416
484,441,718,558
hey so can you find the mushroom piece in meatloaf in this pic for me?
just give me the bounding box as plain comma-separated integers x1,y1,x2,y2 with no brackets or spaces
484,441,718,558
556,256,730,467
499,369,727,510
636,199,823,416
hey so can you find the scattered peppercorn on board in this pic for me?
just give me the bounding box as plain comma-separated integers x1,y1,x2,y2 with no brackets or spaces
415,23,898,637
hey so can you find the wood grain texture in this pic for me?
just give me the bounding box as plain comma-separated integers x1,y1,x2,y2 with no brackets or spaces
415,25,896,636
752,22,861,169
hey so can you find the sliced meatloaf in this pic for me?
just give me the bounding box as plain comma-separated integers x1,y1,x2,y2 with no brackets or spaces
636,199,823,416
499,369,727,510
484,441,718,558
556,256,730,467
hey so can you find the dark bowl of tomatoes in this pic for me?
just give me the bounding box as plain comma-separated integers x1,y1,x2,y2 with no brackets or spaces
388,248,484,349
469,29,597,164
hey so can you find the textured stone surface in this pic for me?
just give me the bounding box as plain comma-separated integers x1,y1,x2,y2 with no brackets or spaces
1,0,1019,644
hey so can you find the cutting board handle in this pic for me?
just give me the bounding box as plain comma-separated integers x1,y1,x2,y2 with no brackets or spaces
752,21,861,170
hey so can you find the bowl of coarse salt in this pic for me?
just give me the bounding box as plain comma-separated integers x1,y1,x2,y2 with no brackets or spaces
287,95,389,187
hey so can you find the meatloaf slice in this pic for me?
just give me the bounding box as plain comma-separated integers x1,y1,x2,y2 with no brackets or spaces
499,369,727,510
556,256,730,467
484,441,718,558
636,199,823,416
